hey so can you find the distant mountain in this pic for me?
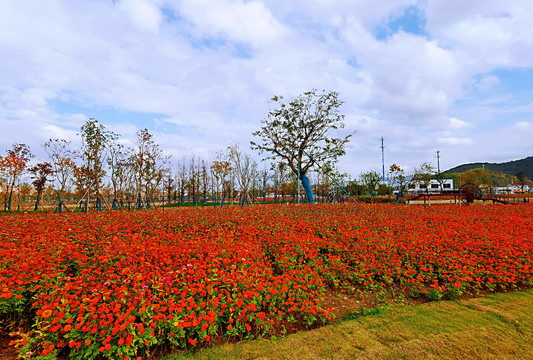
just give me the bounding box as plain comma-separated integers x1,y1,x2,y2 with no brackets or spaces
443,156,533,180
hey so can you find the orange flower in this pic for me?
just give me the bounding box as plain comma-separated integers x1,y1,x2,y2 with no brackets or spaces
42,309,52,318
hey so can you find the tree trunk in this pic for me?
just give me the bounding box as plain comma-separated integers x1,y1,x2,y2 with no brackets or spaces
7,179,15,211
295,170,314,204
34,190,42,211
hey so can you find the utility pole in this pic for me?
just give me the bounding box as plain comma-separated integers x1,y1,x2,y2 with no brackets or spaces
380,137,386,183
436,150,441,191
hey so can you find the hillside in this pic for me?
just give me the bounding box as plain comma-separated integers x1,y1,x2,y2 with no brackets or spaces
443,156,533,180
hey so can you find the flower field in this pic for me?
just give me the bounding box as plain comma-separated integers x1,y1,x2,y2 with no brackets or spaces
1,204,532,359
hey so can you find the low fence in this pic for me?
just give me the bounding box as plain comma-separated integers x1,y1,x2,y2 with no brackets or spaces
1,193,361,213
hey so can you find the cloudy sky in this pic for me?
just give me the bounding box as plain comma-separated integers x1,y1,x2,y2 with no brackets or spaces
1,0,532,178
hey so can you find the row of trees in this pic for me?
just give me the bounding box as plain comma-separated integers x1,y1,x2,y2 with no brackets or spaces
0,120,356,211
0,89,357,210
348,162,437,199
0,134,440,212
6,88,509,211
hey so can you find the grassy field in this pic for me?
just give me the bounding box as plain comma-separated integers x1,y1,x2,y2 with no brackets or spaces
160,289,533,360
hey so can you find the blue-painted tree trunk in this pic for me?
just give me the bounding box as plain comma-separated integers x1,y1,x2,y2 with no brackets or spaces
294,170,314,204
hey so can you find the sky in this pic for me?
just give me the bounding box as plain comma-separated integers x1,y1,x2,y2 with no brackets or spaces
1,0,532,179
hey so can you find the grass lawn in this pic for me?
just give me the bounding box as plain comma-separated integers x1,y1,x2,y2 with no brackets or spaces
160,289,533,360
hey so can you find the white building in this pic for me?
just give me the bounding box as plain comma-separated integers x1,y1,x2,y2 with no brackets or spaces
494,183,531,194
407,179,454,193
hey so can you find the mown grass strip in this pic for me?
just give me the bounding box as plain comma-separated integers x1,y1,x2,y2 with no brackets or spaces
160,290,533,360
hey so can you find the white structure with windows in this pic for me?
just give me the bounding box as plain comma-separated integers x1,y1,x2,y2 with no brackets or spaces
408,179,454,193
494,183,531,194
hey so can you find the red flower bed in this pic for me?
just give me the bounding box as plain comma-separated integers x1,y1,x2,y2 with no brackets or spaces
1,204,532,359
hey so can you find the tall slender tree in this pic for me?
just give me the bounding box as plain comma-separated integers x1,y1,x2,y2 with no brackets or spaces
211,150,233,200
106,137,129,206
75,118,114,205
43,138,76,205
29,162,53,211
130,129,169,207
228,144,257,204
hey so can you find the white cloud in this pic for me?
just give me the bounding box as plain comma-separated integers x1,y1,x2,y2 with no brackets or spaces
176,0,287,45
437,137,472,146
119,0,162,33
342,27,462,122
425,0,533,69
0,0,531,175
448,117,468,129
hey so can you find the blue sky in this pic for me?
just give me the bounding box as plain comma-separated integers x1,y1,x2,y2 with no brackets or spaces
0,0,532,178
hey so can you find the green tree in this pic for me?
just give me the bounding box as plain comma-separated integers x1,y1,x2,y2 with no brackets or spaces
389,164,408,201
515,172,527,192
377,183,391,196
359,170,381,196
75,118,114,205
411,162,434,205
345,179,364,196
130,129,169,207
251,89,353,203
455,168,493,187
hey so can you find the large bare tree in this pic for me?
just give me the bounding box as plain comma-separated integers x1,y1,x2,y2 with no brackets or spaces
251,89,352,203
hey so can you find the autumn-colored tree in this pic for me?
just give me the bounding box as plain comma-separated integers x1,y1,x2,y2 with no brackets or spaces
211,150,233,200
29,162,54,211
0,144,33,210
